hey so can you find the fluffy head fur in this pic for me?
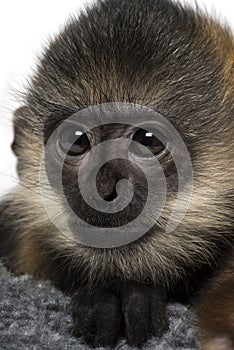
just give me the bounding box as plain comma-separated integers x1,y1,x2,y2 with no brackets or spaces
1,0,234,296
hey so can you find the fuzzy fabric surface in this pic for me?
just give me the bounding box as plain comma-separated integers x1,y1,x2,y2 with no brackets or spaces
0,262,199,350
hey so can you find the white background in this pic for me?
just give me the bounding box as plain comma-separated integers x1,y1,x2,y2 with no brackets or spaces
0,0,233,196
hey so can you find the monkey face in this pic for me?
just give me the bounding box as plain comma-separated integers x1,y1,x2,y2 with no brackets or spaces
50,122,150,228
42,104,180,237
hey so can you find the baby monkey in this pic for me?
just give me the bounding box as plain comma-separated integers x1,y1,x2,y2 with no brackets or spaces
0,0,234,349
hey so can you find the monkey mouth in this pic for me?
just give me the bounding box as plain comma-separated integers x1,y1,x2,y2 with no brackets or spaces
68,212,142,229
64,190,148,227
65,211,163,249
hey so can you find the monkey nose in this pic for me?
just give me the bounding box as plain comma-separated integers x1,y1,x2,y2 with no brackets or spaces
103,188,118,202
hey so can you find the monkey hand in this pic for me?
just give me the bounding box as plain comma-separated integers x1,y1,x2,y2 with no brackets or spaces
71,286,123,347
71,282,169,348
119,282,169,347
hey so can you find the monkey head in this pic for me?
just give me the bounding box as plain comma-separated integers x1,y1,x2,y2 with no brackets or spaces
11,0,234,288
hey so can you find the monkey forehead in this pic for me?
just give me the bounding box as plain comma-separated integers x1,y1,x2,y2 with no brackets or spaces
43,102,166,132
25,0,233,140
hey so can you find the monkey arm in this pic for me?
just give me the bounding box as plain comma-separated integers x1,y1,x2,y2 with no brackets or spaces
197,256,234,350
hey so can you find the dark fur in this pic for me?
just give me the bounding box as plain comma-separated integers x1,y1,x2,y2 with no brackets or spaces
0,0,234,348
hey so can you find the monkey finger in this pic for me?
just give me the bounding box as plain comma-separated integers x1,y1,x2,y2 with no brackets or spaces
121,283,151,347
150,287,169,337
93,293,123,347
71,304,96,344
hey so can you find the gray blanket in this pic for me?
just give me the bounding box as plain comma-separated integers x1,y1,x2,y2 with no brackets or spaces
0,263,199,350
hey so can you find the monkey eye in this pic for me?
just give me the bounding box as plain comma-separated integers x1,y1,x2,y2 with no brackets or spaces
130,128,166,159
57,124,91,157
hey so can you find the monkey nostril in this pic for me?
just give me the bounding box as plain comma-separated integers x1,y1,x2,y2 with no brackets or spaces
103,188,118,202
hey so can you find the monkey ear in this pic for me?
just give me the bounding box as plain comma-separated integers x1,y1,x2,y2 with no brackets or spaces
11,106,29,157
11,106,32,179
